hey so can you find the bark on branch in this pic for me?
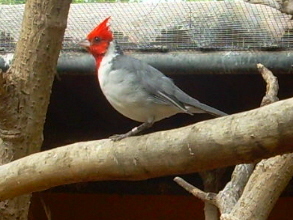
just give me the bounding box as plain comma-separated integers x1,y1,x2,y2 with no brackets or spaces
174,177,217,205
222,154,293,220
174,63,290,220
222,64,293,220
219,63,280,217
0,69,4,96
0,0,71,219
0,97,293,201
258,63,279,106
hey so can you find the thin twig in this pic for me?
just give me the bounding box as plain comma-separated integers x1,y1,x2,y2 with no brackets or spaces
244,0,281,10
200,169,227,219
174,177,217,205
40,195,51,220
244,0,293,16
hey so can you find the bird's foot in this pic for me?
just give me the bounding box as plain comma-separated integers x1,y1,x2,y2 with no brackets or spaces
109,133,129,142
109,122,154,141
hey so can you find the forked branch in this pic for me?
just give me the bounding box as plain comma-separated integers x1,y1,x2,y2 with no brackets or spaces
174,63,290,220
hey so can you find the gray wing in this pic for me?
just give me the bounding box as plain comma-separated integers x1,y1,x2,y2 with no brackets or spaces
111,55,227,117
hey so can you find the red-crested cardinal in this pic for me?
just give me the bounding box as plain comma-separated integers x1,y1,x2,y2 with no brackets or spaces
79,17,227,141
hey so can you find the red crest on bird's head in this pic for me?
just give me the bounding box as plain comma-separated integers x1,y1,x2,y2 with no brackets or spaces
87,17,113,42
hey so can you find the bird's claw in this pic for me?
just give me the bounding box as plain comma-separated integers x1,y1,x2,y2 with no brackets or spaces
109,134,128,141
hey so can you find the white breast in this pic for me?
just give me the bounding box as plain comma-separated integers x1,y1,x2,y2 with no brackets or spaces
98,42,180,123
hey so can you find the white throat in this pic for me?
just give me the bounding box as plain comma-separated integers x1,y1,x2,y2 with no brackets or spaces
98,41,119,87
99,41,118,68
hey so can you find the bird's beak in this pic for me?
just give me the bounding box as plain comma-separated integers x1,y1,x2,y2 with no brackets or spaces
78,39,90,49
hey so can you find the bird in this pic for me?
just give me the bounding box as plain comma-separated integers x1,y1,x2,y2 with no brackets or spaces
79,17,227,141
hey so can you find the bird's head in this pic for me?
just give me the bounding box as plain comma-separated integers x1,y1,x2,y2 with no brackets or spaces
79,17,113,62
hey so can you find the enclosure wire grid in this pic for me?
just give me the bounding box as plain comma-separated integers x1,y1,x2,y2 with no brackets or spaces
0,0,292,53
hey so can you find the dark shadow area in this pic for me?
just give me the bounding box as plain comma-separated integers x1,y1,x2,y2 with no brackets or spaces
34,73,293,219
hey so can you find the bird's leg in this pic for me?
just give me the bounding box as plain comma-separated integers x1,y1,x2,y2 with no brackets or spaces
110,121,154,141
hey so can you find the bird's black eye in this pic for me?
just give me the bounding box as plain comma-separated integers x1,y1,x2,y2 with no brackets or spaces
94,37,101,43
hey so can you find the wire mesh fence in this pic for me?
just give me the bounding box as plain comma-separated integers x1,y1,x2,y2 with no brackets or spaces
0,0,292,53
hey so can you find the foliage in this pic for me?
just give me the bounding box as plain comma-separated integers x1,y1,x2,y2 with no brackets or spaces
0,0,25,4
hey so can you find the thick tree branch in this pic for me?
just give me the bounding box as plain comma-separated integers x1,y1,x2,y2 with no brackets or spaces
0,70,4,97
0,0,71,219
0,0,71,159
222,154,293,220
0,98,293,201
174,63,287,219
218,63,279,215
222,64,293,220
217,164,255,214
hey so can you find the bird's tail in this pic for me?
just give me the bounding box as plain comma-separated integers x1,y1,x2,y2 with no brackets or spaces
174,87,228,117
187,102,228,117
